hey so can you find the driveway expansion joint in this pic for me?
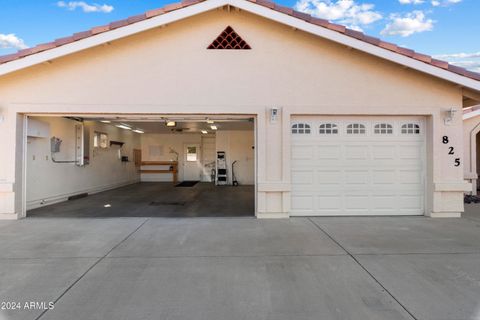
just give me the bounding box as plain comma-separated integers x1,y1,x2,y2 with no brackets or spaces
34,218,150,320
307,218,419,320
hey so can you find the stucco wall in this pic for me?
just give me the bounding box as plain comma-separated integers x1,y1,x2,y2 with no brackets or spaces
0,8,468,218
26,117,141,210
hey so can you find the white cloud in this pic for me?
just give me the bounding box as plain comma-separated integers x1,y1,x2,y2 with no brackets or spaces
56,1,114,13
449,61,480,72
294,0,382,30
434,52,480,59
399,0,424,4
431,0,461,6
381,10,434,37
433,52,480,72
0,33,28,50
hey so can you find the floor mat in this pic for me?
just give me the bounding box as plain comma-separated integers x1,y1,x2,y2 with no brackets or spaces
175,181,199,187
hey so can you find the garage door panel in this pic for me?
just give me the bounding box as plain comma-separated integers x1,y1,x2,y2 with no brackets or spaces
371,195,397,211
291,145,314,160
398,145,423,160
372,170,396,185
316,196,343,211
316,170,342,185
345,170,369,185
345,145,369,160
291,195,314,212
316,145,341,160
292,170,314,185
291,116,425,216
345,195,370,211
398,170,423,185
371,145,396,160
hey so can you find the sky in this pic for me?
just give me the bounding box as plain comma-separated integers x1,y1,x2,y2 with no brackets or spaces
0,0,479,71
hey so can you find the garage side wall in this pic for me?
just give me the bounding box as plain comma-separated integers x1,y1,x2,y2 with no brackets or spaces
0,8,468,218
26,117,141,211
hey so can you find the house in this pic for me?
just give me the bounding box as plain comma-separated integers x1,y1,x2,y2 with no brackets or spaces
463,105,480,195
0,0,479,219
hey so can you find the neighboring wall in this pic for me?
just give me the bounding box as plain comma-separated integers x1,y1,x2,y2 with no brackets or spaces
26,117,141,210
463,116,480,193
141,133,202,182
216,130,255,185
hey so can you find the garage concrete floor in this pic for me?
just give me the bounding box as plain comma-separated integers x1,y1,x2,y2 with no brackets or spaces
27,182,255,218
1,206,479,320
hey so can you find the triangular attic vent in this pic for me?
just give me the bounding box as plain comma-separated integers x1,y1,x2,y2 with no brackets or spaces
207,26,251,50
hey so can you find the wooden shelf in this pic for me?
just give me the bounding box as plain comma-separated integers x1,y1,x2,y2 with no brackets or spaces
140,170,178,174
140,161,178,184
141,161,177,165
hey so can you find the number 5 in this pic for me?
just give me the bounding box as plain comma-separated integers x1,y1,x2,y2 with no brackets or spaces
454,158,461,167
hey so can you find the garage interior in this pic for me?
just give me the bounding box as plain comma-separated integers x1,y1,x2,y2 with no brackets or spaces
25,115,255,218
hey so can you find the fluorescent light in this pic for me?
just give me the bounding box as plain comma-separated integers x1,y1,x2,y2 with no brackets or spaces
116,124,131,130
100,120,111,123
166,121,176,127
201,130,208,134
133,129,144,134
104,204,111,208
210,125,218,130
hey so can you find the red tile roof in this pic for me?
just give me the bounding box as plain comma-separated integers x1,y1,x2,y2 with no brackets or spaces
1,0,479,82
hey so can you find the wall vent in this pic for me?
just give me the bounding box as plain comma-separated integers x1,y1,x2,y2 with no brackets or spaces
207,26,251,50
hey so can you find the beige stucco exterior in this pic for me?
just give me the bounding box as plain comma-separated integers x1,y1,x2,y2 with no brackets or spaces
0,7,473,219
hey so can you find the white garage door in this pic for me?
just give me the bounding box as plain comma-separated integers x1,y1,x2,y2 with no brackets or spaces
291,116,425,216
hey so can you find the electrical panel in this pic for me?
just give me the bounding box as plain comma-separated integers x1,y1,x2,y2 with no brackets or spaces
51,137,62,153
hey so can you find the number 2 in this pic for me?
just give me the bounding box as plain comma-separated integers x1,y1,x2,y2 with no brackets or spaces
448,147,455,155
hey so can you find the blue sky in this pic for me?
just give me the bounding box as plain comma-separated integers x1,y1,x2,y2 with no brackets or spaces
0,0,479,71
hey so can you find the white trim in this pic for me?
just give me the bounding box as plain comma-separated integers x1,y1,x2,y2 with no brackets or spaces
463,109,480,120
429,212,461,218
0,0,479,91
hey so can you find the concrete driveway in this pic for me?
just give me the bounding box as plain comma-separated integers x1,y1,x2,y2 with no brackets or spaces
1,207,480,320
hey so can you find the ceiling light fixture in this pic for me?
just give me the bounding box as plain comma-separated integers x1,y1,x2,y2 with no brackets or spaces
166,121,176,127
116,124,131,130
201,130,208,134
100,120,111,123
210,125,218,130
133,129,144,134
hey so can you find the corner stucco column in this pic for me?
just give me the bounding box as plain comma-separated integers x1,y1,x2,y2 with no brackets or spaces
428,110,471,217
0,108,25,219
256,107,291,218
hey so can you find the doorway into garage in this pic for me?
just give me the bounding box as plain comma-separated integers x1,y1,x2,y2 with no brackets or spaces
24,115,255,218
290,116,426,216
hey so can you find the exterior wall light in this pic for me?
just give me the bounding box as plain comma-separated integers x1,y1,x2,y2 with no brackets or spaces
444,107,458,125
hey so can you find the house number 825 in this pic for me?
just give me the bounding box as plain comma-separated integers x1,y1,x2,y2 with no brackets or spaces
443,136,460,167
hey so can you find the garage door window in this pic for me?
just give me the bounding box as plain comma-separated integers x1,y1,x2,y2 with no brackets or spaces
374,123,393,135
292,123,311,134
401,123,420,134
346,123,366,134
319,123,338,134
